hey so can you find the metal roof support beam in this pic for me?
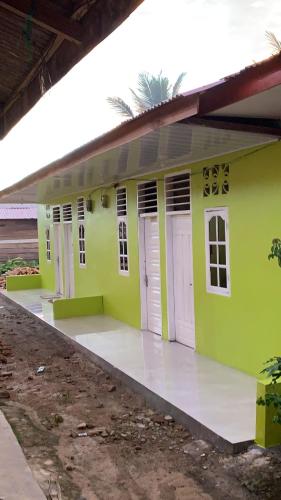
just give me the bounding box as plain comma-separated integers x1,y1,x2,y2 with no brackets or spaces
0,0,84,44
185,116,281,137
199,54,281,115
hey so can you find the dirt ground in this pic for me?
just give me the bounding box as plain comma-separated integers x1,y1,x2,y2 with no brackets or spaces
0,296,281,499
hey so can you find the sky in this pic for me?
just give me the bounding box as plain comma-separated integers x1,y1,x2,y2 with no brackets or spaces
0,0,281,190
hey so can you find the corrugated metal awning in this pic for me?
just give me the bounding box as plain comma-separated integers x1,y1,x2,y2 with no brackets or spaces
0,122,276,204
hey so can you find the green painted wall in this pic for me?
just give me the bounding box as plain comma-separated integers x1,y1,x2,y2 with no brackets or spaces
38,141,281,377
53,295,103,319
6,274,42,291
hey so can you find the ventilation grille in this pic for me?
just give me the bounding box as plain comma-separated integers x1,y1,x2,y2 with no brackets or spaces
165,172,191,213
62,203,72,222
138,181,158,215
77,198,85,220
116,188,127,216
52,206,61,223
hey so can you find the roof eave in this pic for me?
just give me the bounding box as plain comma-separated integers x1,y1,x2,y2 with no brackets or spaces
0,93,200,201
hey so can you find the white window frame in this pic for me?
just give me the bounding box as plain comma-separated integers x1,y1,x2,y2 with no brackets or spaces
204,207,230,296
62,203,72,223
164,169,191,215
46,226,51,262
137,179,158,217
52,205,61,224
78,223,86,268
77,197,85,221
116,187,129,276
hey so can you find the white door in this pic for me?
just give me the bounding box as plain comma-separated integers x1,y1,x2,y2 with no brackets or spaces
63,224,75,298
54,224,63,296
143,217,162,335
172,215,195,348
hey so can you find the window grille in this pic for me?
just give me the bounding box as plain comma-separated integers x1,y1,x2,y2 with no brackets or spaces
52,206,61,223
77,197,85,221
137,181,158,215
62,203,72,222
116,187,127,216
165,172,191,213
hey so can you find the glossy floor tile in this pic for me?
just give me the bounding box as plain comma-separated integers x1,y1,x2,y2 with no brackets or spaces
2,289,257,444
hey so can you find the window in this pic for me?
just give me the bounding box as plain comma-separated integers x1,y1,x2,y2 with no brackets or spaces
165,172,191,213
46,205,51,219
116,187,127,216
52,206,61,223
116,187,129,274
205,208,230,295
46,227,51,261
78,224,86,266
137,180,158,215
77,197,85,220
62,203,72,222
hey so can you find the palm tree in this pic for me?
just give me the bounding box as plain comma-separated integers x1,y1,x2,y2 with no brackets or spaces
266,31,281,55
107,71,186,119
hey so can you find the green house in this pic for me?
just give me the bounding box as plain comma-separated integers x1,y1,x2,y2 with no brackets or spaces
3,55,281,448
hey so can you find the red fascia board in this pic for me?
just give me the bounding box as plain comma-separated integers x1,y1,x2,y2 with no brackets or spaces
199,54,281,115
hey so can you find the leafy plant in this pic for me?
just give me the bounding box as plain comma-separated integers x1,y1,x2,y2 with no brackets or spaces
260,356,281,383
268,238,281,267
257,357,281,424
107,71,187,118
256,244,281,422
0,258,39,275
266,31,281,55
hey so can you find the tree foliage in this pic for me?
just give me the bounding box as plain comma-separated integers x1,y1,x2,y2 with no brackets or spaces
266,31,281,55
257,357,281,424
107,71,187,119
268,238,281,267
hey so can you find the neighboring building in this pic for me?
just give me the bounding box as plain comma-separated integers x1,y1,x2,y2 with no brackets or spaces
1,54,281,378
0,205,38,262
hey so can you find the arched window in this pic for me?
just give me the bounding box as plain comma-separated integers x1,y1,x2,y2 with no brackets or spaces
205,208,230,295
46,227,51,261
78,224,86,266
118,220,128,272
116,187,129,274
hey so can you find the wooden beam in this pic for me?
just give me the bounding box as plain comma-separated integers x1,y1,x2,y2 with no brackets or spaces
0,0,84,44
2,35,64,116
0,0,144,139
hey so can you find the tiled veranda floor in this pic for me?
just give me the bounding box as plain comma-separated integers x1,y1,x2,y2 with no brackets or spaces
1,289,257,449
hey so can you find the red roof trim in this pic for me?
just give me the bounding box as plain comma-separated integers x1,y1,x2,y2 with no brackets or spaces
1,53,281,201
199,53,281,115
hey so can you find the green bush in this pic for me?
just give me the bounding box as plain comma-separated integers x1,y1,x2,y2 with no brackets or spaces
257,359,281,424
0,258,39,276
